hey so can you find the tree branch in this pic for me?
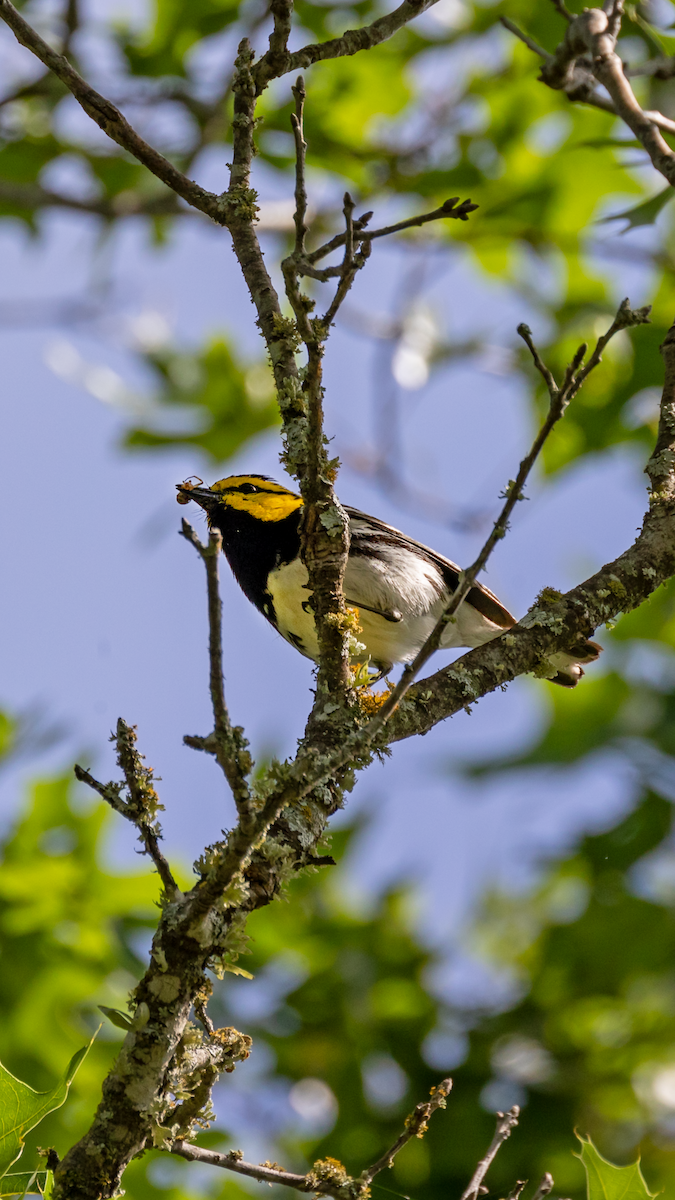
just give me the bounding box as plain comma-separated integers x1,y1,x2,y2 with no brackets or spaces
502,4,675,176
171,1077,452,1195
53,308,675,1200
361,299,650,730
0,0,220,218
179,521,253,823
171,1145,316,1191
531,1174,554,1200
460,1107,520,1200
253,0,441,91
74,720,178,900
291,75,308,256
306,197,477,267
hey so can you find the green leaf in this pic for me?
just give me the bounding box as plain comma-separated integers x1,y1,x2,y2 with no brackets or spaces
124,335,280,463
0,1035,96,1178
0,1171,47,1196
97,1005,133,1031
598,186,675,231
222,964,254,979
577,1134,656,1200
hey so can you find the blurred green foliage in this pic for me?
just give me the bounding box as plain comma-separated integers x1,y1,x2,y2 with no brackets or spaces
125,336,279,461
2,0,674,471
3,748,675,1200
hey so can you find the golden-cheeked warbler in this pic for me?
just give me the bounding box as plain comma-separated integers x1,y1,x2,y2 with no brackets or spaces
177,474,600,687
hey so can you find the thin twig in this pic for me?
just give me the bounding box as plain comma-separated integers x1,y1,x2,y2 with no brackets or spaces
170,1145,317,1191
531,1174,554,1200
460,1108,521,1200
322,195,371,327
253,0,440,90
360,1079,452,1183
74,721,179,900
179,521,253,821
304,210,373,266
549,0,573,21
517,323,558,394
291,75,308,254
307,197,477,266
361,298,650,732
499,16,550,59
504,1182,527,1200
343,191,355,269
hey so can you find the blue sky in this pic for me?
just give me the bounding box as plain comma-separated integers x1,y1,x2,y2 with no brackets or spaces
0,147,656,1003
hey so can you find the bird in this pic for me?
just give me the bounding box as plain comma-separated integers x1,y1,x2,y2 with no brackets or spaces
177,473,600,687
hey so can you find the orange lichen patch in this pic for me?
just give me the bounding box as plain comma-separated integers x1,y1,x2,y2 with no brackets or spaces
357,680,396,716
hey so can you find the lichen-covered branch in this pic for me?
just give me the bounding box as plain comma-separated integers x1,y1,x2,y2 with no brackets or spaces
171,1078,452,1197
74,720,178,900
360,1078,452,1183
281,93,354,708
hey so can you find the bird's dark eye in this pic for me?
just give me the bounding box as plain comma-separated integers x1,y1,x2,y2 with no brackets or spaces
239,482,260,494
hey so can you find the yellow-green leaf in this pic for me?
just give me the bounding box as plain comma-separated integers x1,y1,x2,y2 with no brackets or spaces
577,1134,656,1200
0,1035,96,1178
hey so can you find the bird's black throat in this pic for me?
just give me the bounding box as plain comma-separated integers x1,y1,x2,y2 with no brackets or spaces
209,505,302,619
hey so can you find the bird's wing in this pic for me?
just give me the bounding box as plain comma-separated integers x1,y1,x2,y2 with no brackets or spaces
345,506,515,630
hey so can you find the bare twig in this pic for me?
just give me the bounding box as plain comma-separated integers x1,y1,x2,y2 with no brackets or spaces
291,75,308,255
531,1174,554,1200
307,197,478,266
171,1145,314,1191
74,721,178,900
517,324,558,394
321,193,372,327
500,16,550,58
505,1181,527,1200
550,0,573,21
179,521,253,822
253,0,440,90
360,1079,452,1183
503,4,675,182
360,297,651,731
460,1108,521,1200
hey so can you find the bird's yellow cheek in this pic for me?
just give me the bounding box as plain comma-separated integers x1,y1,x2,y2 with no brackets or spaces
223,493,303,522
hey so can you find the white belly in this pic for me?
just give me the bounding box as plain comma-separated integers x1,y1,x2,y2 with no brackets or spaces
266,555,506,669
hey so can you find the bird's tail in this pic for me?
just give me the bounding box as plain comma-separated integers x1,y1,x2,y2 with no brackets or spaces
547,639,602,688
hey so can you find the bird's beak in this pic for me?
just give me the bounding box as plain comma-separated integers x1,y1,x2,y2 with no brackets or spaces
176,484,218,509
